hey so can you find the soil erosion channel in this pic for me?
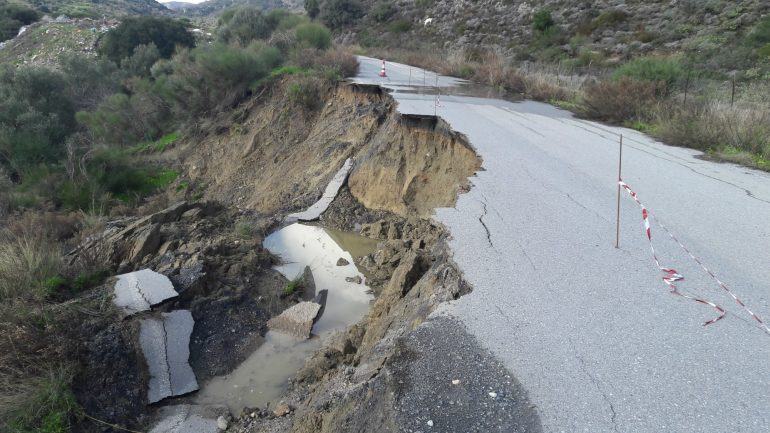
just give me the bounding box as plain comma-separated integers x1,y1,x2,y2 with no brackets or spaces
195,223,377,414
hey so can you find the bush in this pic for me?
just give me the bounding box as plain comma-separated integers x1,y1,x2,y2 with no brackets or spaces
746,16,770,47
612,56,684,93
370,2,396,23
0,66,76,175
532,9,554,32
122,43,162,77
581,77,660,122
99,17,195,64
388,19,412,33
320,0,364,30
76,85,169,147
162,43,283,119
295,22,331,49
60,54,121,111
292,48,359,78
218,7,272,44
287,75,324,110
0,3,40,42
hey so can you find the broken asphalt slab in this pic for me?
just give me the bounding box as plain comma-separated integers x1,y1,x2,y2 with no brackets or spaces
113,269,178,317
267,301,322,339
149,404,230,433
285,158,353,223
140,310,199,403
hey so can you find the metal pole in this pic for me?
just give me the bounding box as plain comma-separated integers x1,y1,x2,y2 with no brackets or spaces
409,67,412,86
615,134,623,249
423,69,426,85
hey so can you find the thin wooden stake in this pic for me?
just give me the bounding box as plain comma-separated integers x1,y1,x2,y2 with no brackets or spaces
730,76,736,107
615,134,623,249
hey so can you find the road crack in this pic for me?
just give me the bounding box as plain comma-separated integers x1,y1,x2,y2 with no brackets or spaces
575,354,620,433
478,200,494,248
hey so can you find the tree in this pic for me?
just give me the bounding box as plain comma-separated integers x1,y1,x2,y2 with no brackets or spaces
305,0,319,19
320,0,363,30
98,17,195,65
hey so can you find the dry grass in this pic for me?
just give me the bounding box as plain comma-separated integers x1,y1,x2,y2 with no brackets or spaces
580,77,661,123
653,100,770,160
0,228,63,302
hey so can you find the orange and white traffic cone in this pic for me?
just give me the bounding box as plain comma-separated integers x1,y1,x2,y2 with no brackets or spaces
378,60,387,78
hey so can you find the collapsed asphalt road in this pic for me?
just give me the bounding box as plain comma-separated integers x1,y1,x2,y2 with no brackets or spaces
355,57,770,432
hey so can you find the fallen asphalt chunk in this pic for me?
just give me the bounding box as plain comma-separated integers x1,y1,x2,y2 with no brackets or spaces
140,310,199,403
285,158,353,222
113,269,178,317
267,301,322,339
149,404,229,433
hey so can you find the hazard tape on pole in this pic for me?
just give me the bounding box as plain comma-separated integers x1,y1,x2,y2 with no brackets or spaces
619,180,770,334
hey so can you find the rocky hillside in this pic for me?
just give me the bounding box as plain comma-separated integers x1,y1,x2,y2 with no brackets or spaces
0,16,114,67
24,0,168,17
172,0,302,16
345,0,769,72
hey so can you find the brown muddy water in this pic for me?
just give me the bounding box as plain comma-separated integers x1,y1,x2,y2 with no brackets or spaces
194,223,377,414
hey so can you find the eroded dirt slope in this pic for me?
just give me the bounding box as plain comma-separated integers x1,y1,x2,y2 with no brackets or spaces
177,82,480,218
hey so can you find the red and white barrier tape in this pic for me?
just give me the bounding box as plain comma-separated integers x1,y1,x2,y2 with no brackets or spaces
619,180,770,333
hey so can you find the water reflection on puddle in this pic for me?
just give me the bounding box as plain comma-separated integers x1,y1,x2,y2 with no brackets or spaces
195,223,377,414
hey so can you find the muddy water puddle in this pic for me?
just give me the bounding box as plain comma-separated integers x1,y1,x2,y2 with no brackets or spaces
195,223,376,414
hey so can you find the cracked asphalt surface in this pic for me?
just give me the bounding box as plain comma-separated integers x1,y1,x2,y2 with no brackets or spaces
355,57,770,432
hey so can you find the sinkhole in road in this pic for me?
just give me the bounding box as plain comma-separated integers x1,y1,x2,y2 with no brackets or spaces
194,223,377,414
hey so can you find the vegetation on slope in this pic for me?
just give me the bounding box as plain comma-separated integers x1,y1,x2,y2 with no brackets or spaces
0,7,356,431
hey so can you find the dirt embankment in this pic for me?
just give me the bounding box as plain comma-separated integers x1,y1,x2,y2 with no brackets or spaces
176,81,480,218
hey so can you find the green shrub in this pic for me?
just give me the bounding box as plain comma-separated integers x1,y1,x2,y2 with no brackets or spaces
162,43,283,119
0,66,76,175
320,0,364,30
295,22,331,49
0,3,40,42
591,9,628,30
217,7,271,44
388,19,411,33
122,43,162,77
99,16,195,64
532,9,554,32
612,56,684,92
371,2,396,23
746,16,770,47
59,54,121,111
